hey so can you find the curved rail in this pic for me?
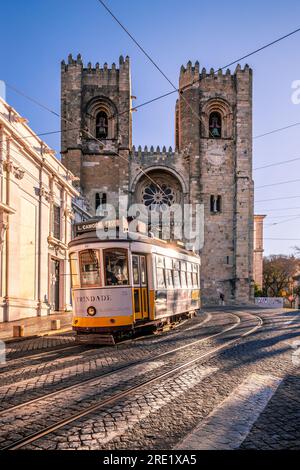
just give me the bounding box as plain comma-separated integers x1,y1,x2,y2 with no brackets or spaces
1,311,263,450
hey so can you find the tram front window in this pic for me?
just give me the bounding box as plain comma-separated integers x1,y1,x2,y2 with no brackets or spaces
80,250,100,287
104,249,129,286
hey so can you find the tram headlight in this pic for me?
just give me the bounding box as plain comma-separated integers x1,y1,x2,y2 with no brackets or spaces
87,306,96,316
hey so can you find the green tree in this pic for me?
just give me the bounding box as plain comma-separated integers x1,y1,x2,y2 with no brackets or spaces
254,283,263,297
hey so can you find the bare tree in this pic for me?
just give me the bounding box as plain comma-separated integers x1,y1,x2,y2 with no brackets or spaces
263,255,300,297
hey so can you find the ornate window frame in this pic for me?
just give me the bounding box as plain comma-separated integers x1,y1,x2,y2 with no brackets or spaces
202,98,233,139
85,97,118,140
134,169,184,212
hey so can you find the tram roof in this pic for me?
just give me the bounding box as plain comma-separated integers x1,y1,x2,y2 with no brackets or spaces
69,225,200,259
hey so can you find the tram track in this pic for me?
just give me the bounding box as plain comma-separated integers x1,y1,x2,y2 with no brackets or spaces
0,311,239,415
0,312,210,375
0,311,217,386
0,311,263,450
0,344,86,371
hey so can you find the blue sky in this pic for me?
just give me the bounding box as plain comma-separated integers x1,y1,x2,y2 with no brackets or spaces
1,0,300,256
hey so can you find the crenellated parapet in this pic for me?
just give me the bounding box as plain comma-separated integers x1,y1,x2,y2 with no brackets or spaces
179,60,200,88
130,145,183,166
130,145,178,161
61,53,130,73
179,61,252,90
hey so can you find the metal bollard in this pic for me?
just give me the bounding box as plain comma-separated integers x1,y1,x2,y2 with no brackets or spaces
13,325,24,338
51,319,61,331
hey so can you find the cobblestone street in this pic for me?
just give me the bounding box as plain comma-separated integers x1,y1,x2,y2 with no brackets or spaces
0,308,299,451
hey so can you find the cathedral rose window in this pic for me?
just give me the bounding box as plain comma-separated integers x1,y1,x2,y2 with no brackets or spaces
142,183,175,211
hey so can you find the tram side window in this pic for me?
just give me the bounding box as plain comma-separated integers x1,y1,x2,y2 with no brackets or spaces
166,269,174,289
173,259,181,289
180,261,187,288
156,255,166,289
104,249,129,286
173,269,181,288
140,257,147,285
186,263,193,288
156,267,166,289
69,253,80,288
192,264,199,287
80,250,100,287
132,255,140,285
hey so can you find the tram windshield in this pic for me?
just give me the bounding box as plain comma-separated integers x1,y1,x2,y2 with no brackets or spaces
104,249,129,286
79,250,100,287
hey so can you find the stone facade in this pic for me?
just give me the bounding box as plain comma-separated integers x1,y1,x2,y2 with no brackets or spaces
0,96,79,322
61,55,255,305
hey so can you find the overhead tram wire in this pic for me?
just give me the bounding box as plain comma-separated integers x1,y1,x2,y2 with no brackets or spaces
3,110,300,150
4,18,300,151
0,126,80,147
254,121,300,139
256,195,300,203
266,215,300,226
4,84,168,197
5,15,300,196
256,178,300,189
4,88,300,211
254,206,300,212
97,0,300,205
96,0,203,127
98,0,300,109
254,156,300,171
8,132,300,216
98,0,300,130
5,16,300,143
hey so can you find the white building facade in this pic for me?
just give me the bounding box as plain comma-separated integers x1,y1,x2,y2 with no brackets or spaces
0,96,79,322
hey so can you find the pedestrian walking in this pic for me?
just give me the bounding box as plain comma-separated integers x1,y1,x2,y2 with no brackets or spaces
219,292,225,306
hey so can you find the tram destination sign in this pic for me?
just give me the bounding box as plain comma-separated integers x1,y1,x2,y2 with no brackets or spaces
76,218,129,235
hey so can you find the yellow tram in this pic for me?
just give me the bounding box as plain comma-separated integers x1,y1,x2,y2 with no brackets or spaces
69,220,201,344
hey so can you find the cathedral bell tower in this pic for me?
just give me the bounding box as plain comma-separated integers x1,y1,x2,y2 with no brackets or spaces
61,54,132,215
176,62,254,304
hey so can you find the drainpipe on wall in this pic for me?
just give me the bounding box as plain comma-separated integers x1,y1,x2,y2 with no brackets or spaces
64,190,68,312
37,160,43,316
4,137,11,322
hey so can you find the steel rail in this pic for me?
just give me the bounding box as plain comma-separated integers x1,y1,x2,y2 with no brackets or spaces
0,312,208,376
1,312,263,450
0,312,211,372
0,344,85,371
0,312,240,417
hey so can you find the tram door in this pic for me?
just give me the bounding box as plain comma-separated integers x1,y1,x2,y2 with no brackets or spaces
132,255,149,321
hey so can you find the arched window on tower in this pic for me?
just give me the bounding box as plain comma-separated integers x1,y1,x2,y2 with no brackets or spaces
96,111,108,139
209,112,222,138
210,195,222,213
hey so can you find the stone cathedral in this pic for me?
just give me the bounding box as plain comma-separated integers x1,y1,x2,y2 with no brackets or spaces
61,54,254,305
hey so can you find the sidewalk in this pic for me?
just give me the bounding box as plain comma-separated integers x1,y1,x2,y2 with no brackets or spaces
0,312,73,342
